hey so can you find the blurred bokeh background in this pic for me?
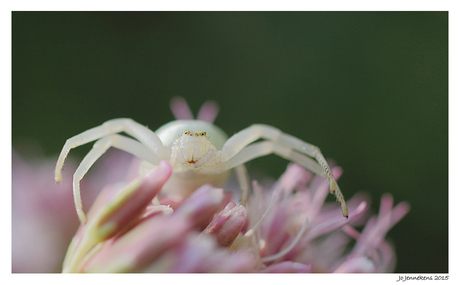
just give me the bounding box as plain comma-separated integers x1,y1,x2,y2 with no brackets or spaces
12,12,447,273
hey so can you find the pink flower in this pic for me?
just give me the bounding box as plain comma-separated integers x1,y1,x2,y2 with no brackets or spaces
62,162,256,273
233,163,410,273
54,159,408,273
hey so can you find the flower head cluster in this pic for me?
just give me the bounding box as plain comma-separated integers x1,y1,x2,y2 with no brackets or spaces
58,157,409,273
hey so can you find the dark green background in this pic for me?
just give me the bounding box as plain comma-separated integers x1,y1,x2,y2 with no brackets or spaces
12,12,448,273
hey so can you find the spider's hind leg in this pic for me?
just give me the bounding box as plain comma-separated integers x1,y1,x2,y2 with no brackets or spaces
235,164,250,206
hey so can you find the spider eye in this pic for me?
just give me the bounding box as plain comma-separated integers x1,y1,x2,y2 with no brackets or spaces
200,131,206,136
183,130,190,135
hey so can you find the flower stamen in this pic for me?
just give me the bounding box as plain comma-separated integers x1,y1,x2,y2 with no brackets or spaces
261,216,309,263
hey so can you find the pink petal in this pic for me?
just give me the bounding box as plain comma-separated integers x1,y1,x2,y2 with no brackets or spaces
170,96,194,120
173,184,226,230
259,261,312,273
305,201,367,241
83,215,191,272
93,161,172,237
334,256,376,273
196,100,220,123
165,234,256,273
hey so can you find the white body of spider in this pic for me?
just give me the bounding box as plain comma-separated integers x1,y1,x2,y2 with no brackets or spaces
55,98,348,224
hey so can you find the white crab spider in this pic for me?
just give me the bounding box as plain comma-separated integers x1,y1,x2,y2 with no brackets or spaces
55,98,348,224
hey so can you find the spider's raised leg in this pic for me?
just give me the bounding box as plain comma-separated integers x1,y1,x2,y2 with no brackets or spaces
55,118,167,183
72,134,161,223
222,125,337,191
214,124,348,217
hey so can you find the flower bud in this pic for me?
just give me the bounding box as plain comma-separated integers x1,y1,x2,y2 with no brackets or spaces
90,160,172,239
204,202,247,247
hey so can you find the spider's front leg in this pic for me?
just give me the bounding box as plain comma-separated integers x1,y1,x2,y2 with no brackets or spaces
55,118,167,223
55,118,166,183
203,124,348,218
